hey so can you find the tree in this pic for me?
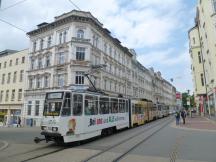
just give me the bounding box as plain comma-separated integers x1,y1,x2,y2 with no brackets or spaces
182,92,189,110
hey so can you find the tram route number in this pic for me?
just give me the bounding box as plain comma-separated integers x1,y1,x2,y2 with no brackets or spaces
88,116,125,127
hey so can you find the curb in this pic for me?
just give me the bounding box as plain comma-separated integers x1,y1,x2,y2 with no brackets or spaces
0,140,9,151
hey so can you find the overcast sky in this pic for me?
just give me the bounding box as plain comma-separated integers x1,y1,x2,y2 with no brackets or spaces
0,0,197,93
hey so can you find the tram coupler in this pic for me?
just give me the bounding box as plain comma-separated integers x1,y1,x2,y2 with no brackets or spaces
34,137,45,143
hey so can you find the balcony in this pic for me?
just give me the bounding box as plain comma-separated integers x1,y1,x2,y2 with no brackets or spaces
71,37,91,44
70,60,90,66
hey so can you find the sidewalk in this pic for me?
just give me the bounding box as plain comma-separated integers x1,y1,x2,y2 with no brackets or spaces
177,116,216,131
205,115,216,122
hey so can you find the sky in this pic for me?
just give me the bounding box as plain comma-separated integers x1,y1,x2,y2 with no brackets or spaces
0,0,197,93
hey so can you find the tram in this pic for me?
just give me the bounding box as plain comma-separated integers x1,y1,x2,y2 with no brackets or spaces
37,89,169,144
39,90,129,143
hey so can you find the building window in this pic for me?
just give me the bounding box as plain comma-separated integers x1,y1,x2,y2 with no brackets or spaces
59,33,62,44
22,57,25,63
201,73,205,86
33,41,37,52
2,74,5,84
4,61,6,68
44,76,49,88
18,89,22,101
27,101,32,115
47,36,52,48
63,31,67,43
20,70,24,82
7,73,11,84
31,59,35,70
57,52,65,64
77,29,84,38
192,37,195,44
13,71,17,83
45,55,51,67
35,101,40,116
104,79,107,90
198,52,202,63
104,43,107,53
40,39,44,50
38,57,43,69
0,91,3,103
9,60,12,66
75,72,84,85
76,47,85,61
5,90,9,102
16,58,19,65
11,89,15,101
57,74,64,87
29,78,33,89
0,63,1,69
36,77,41,88
93,35,99,47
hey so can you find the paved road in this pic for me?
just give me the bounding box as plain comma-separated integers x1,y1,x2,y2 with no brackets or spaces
0,116,215,162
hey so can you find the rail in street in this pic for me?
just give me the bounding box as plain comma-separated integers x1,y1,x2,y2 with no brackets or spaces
82,117,173,162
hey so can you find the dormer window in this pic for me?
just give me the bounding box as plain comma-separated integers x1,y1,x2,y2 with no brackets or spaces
77,29,84,39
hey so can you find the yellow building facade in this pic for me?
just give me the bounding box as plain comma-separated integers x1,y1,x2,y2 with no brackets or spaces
0,49,28,126
189,0,216,115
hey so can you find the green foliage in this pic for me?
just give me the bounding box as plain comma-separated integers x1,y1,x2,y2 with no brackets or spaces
181,92,195,110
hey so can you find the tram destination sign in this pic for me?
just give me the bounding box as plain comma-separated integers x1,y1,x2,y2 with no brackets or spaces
47,92,63,99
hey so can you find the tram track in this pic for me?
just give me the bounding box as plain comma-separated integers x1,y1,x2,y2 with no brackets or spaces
82,116,173,162
2,117,172,162
1,144,66,162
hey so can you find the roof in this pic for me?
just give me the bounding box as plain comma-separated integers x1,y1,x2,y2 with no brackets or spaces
0,49,18,57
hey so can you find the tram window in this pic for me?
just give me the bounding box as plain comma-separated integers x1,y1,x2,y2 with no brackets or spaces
62,92,71,116
99,97,109,114
110,98,118,113
85,95,98,115
73,94,83,116
119,99,125,113
125,100,128,112
141,107,144,114
135,104,141,114
132,104,135,114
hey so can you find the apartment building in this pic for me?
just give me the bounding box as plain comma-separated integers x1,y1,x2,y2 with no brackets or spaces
0,49,28,126
189,0,216,115
24,10,177,126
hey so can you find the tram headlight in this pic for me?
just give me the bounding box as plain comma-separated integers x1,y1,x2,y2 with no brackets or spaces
41,126,47,130
52,127,58,132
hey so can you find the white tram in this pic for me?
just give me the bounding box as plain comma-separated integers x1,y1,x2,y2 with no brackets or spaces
40,90,129,143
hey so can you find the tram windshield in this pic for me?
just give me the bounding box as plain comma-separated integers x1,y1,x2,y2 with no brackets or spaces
44,92,64,116
44,101,62,116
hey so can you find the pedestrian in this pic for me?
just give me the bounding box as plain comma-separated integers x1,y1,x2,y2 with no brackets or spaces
18,117,21,127
175,111,180,125
181,110,186,124
30,118,33,127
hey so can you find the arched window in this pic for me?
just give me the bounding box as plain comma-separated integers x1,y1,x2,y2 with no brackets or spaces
77,29,84,39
